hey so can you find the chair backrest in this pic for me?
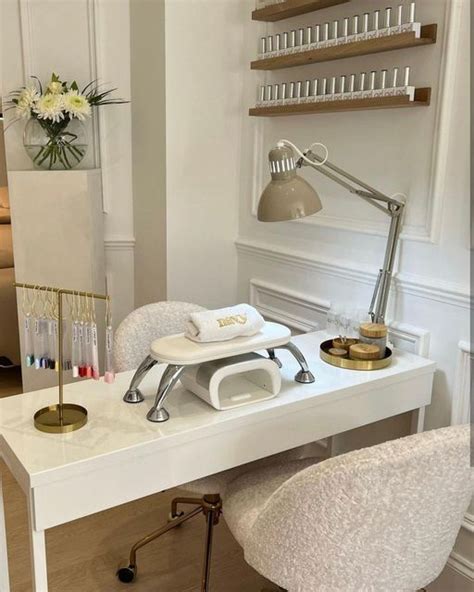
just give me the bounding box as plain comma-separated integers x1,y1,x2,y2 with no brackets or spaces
245,425,473,592
114,301,206,371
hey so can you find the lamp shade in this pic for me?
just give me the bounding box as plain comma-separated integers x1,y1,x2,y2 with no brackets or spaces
257,144,322,222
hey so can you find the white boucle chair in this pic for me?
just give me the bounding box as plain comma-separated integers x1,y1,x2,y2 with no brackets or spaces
223,424,473,592
114,301,324,591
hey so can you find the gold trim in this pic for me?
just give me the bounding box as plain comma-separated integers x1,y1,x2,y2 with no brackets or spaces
320,339,392,370
34,404,88,434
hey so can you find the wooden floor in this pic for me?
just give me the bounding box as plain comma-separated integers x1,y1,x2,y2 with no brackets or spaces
2,459,275,592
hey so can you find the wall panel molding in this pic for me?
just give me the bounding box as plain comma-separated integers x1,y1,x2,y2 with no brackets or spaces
451,340,472,425
18,0,34,82
447,551,474,582
236,238,470,310
249,0,459,244
249,279,330,332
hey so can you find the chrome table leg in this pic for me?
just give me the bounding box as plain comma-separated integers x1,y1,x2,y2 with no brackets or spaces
267,348,282,368
123,355,158,404
276,342,315,383
147,364,186,422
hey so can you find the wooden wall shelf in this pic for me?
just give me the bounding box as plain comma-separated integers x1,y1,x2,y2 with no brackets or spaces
249,87,431,116
252,0,349,22
251,25,437,70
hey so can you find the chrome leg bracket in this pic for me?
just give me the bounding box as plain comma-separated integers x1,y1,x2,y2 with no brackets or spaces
267,348,282,368
147,364,186,423
123,355,158,404
274,342,315,383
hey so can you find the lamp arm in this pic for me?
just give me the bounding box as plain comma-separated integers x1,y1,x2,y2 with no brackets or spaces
301,150,405,210
299,149,405,324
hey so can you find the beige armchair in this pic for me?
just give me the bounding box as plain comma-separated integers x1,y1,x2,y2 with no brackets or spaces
0,187,20,365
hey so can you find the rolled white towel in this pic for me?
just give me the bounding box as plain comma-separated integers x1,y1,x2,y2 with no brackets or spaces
185,304,265,343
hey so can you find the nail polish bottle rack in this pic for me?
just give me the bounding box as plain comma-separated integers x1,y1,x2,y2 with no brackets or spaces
250,2,436,117
250,66,431,117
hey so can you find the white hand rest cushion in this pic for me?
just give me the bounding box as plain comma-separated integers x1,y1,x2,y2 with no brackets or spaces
185,303,265,343
150,322,291,366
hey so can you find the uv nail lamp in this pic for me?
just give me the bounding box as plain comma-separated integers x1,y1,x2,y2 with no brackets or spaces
180,353,281,410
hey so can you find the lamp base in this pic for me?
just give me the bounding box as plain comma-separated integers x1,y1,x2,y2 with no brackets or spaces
34,403,88,434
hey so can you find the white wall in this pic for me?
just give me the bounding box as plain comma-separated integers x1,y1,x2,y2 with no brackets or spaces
131,0,167,307
237,0,471,585
164,0,245,308
0,0,134,329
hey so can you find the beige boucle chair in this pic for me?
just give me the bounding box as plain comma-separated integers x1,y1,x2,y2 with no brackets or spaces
223,424,473,592
114,301,324,591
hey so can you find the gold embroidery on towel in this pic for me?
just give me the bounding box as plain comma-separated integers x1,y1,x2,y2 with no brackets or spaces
217,314,248,328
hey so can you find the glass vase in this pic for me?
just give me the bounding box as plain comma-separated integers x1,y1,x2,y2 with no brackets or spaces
23,117,88,170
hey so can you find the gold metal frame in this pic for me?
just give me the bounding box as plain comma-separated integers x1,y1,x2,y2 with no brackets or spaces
14,283,109,433
320,339,392,370
117,494,223,591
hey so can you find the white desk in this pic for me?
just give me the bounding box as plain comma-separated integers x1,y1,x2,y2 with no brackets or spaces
0,331,435,592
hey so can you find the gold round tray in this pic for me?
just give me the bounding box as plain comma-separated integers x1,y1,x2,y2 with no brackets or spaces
320,339,392,371
34,403,88,434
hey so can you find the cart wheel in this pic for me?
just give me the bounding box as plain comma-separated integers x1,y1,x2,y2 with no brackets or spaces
117,565,136,583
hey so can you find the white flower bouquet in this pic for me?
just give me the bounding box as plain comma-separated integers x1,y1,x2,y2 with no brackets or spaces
8,73,127,170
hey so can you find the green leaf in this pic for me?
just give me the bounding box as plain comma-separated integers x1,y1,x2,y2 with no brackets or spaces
70,80,79,91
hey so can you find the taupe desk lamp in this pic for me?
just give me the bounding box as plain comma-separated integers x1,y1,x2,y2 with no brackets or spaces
257,140,405,325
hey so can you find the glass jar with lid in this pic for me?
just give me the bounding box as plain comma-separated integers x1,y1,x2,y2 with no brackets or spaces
359,323,388,359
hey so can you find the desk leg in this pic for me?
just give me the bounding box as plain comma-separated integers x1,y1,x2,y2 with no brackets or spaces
411,406,426,434
27,494,48,591
0,473,10,592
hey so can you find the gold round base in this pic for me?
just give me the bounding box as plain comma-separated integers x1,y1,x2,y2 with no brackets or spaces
34,404,88,434
320,339,392,371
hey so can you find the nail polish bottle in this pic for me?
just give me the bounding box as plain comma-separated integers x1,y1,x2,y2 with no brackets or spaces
401,2,420,37
256,84,265,107
338,75,346,100
320,77,328,101
297,28,305,51
398,66,415,100
385,66,399,96
359,12,369,41
302,79,311,103
327,20,338,47
289,30,297,53
320,22,329,48
391,4,403,35
274,33,281,56
378,7,391,37
288,81,296,104
339,17,350,44
310,24,320,50
347,73,356,100
328,76,337,100
374,69,387,97
267,35,275,56
282,32,289,55
350,15,359,43
259,36,267,58
366,10,379,40
353,72,365,99
281,82,288,104
265,84,272,104
311,78,319,102
272,84,281,105
295,80,303,103
356,15,366,41
305,26,312,48
364,70,377,98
